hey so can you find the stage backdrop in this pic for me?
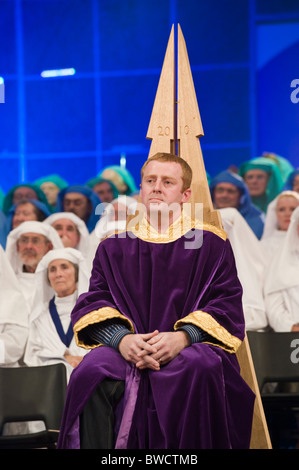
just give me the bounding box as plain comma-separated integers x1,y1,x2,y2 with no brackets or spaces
0,0,298,194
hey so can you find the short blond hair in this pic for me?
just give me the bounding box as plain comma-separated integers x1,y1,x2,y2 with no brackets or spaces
141,153,192,192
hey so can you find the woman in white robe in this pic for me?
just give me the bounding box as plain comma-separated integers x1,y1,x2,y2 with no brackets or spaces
43,211,90,258
264,205,299,332
260,191,299,268
0,245,29,367
219,207,268,331
24,247,90,380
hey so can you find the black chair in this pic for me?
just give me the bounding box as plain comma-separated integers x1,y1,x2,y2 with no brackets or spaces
0,363,67,449
247,330,299,448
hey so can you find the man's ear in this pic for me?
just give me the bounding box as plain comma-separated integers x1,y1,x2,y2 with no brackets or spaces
182,188,191,203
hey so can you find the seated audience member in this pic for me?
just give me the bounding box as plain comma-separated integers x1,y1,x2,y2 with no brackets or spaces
0,245,29,367
239,156,284,213
99,165,137,196
2,183,52,215
219,208,268,331
86,176,119,203
34,174,68,210
283,168,299,193
87,195,138,271
264,206,299,332
57,153,254,450
56,185,101,233
260,191,299,267
24,248,89,380
210,170,265,239
43,212,90,258
5,221,63,311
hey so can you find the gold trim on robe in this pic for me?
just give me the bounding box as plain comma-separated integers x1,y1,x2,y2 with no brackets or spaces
174,310,242,354
121,210,227,244
74,307,135,349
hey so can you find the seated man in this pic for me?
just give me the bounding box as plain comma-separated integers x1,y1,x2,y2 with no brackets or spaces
210,170,265,239
5,221,63,311
56,185,101,233
58,153,255,450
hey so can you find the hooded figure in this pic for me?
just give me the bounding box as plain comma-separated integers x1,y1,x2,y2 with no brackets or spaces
85,176,119,203
239,156,284,213
99,166,137,196
34,174,69,209
260,191,299,268
2,183,52,215
210,170,265,239
24,248,90,380
5,221,64,311
43,212,90,258
283,168,299,192
264,206,299,332
56,185,102,233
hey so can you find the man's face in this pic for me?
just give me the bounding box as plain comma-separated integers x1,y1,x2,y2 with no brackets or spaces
213,183,241,209
52,218,80,248
41,182,60,206
93,182,115,203
12,202,38,229
17,232,53,270
140,160,191,216
63,192,91,222
243,169,269,197
13,186,38,204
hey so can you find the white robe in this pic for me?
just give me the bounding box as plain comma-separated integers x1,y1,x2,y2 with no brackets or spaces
264,206,299,331
0,246,29,366
219,208,268,331
24,291,87,381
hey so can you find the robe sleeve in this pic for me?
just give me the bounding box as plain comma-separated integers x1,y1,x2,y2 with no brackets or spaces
174,238,244,354
72,246,135,349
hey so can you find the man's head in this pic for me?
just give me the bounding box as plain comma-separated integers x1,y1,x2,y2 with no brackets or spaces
51,217,81,249
12,186,39,205
16,232,53,272
140,153,192,224
93,181,115,203
12,200,48,229
213,182,241,209
243,169,269,198
62,192,92,222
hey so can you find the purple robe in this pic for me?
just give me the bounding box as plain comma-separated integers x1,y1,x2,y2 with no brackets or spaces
57,216,255,449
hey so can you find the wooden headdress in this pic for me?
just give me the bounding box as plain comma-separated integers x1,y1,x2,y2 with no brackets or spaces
146,24,271,449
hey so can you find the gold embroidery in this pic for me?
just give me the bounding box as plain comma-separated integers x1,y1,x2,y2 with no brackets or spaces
174,310,242,354
127,212,227,244
73,307,135,349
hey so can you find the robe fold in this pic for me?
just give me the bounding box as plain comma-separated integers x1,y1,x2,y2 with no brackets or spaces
57,214,255,449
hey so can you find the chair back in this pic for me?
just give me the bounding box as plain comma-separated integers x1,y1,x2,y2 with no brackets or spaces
0,363,67,433
247,331,299,390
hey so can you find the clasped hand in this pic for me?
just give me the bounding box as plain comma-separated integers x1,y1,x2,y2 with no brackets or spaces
118,329,190,371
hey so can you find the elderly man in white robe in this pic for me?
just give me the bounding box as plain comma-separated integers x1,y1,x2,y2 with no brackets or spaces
24,248,90,380
43,212,90,259
0,245,29,367
5,221,63,312
264,206,299,332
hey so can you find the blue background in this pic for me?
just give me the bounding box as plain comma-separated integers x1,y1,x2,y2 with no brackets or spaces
0,0,298,193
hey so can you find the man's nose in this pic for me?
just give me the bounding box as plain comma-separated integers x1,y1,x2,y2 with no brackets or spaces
153,179,162,191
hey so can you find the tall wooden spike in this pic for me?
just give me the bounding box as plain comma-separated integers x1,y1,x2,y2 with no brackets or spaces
146,24,271,450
